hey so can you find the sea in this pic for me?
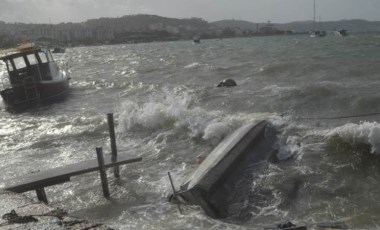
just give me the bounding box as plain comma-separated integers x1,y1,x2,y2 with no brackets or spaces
0,33,380,229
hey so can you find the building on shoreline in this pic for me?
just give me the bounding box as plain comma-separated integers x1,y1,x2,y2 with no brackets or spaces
0,15,294,48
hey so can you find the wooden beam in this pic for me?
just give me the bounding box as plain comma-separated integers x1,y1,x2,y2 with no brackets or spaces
3,155,142,193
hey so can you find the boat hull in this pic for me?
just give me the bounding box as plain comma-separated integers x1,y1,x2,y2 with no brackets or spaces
177,120,277,218
334,30,348,37
0,78,70,111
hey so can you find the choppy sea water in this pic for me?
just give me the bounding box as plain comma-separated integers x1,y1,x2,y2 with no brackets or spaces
1,34,380,229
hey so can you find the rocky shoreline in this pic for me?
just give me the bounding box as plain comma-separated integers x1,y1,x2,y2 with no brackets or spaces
0,190,112,230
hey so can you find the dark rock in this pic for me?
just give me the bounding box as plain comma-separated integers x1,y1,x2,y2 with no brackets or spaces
217,79,237,87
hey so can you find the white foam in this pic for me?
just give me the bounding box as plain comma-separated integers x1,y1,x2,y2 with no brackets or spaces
327,121,380,155
202,122,232,146
276,135,302,160
184,62,212,70
116,88,243,146
117,89,192,131
260,84,297,97
184,62,201,69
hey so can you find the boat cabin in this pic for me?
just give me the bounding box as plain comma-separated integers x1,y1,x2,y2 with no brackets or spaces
1,46,61,86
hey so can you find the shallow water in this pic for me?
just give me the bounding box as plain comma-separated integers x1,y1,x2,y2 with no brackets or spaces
1,34,380,229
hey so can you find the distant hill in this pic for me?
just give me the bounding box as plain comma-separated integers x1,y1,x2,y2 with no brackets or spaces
211,19,380,32
211,20,259,30
85,14,210,32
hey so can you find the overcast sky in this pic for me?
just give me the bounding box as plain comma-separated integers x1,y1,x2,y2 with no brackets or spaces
1,0,380,24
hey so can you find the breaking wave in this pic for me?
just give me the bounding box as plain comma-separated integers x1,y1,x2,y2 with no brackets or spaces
116,87,245,146
327,121,380,155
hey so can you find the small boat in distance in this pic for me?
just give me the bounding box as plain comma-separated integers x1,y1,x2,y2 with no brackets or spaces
193,36,201,44
51,47,65,53
0,42,70,111
310,30,327,38
334,29,349,37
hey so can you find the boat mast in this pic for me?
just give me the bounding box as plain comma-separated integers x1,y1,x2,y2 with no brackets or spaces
313,0,316,32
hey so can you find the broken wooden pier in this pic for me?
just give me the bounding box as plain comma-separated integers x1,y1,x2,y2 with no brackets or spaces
2,113,141,203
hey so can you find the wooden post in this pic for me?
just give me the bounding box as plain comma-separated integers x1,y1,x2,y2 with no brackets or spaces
107,113,120,178
36,187,48,204
96,147,110,198
168,172,182,214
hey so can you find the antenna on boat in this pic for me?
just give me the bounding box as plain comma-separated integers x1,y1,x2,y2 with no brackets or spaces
167,172,183,214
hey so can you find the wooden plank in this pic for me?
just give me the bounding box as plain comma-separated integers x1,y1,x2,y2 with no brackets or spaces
3,155,142,193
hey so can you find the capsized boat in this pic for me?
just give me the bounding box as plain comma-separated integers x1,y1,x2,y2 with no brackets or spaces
0,42,70,111
173,120,278,219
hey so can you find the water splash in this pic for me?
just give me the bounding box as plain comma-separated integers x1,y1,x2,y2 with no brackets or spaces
116,87,246,147
327,121,380,155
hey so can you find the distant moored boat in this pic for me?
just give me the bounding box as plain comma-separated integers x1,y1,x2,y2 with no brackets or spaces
193,36,201,44
310,0,326,38
52,47,66,53
310,30,327,38
334,29,349,37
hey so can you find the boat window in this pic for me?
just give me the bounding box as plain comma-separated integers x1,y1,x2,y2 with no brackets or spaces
38,52,48,63
26,53,38,65
13,56,27,70
46,51,54,62
5,60,14,72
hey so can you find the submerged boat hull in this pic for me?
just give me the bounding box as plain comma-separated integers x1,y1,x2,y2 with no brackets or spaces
177,120,277,218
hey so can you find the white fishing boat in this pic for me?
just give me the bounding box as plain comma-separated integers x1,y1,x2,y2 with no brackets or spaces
334,29,349,37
